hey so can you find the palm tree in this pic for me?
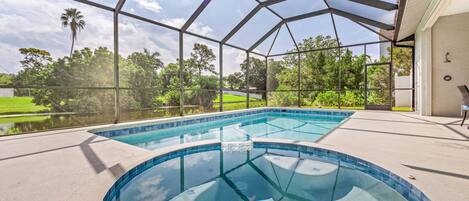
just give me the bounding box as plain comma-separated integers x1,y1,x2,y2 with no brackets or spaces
61,8,85,57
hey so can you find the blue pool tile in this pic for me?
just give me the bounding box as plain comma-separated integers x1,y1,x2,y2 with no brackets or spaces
104,142,430,201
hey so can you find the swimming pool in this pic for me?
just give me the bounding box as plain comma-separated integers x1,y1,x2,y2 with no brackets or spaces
104,142,430,201
93,108,353,150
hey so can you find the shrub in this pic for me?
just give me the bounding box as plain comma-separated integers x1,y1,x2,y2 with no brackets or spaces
313,91,338,106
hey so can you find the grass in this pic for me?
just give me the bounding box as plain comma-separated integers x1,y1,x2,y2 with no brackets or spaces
0,115,50,124
392,106,413,112
214,100,266,111
274,105,413,111
302,105,365,110
0,97,49,114
214,94,256,103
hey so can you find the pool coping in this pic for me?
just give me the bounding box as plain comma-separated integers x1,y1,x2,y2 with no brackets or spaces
103,139,431,201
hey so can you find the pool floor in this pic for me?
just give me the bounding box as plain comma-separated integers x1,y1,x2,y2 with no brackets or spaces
112,112,346,150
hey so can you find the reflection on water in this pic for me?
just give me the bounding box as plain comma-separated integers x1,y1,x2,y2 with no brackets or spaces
0,107,218,135
112,112,345,150
109,147,408,201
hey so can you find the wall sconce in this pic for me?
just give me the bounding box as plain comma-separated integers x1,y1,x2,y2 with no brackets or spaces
444,52,451,63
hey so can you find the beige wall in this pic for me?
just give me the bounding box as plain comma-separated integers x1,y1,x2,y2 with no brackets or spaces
431,12,469,117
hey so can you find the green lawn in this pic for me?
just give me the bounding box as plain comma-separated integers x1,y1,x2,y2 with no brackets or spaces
214,94,256,103
0,115,50,124
303,105,413,111
392,106,413,112
214,100,266,111
0,97,48,114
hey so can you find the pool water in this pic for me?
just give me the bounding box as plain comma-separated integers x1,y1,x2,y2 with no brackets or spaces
108,146,408,201
112,112,346,150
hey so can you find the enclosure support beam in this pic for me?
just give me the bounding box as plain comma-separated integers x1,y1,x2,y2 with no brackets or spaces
249,9,329,52
181,0,211,32
265,56,269,106
323,0,341,47
113,0,126,124
249,21,283,52
219,43,223,112
116,11,266,58
353,21,392,41
221,0,285,44
330,15,341,47
113,11,119,123
337,48,342,109
330,8,394,30
349,0,398,11
364,45,368,106
389,44,393,110
285,9,330,23
286,23,299,51
393,0,407,41
268,26,281,56
297,53,301,107
74,0,115,12
179,31,184,116
246,52,250,108
268,40,389,57
255,0,284,20
411,46,415,111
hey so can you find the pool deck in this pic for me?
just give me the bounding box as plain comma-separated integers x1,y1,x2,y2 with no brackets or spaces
0,109,468,201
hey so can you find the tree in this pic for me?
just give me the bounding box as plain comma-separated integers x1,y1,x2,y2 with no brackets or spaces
225,72,244,90
183,43,218,107
392,47,413,76
266,59,285,91
61,8,86,57
125,49,164,109
0,73,14,85
186,43,216,78
127,49,163,72
240,57,266,91
15,48,52,86
340,49,366,90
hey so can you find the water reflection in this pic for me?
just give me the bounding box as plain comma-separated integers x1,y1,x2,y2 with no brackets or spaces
111,148,407,201
113,113,344,150
0,107,216,135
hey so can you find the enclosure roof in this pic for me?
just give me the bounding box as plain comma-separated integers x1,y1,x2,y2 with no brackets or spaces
76,0,403,56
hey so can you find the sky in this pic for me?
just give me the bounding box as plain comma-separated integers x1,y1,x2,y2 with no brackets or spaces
0,0,392,75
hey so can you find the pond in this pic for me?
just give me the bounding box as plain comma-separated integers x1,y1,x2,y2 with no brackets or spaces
0,108,197,135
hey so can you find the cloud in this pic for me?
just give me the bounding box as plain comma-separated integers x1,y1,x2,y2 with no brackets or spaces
160,18,213,38
118,17,179,65
160,18,185,28
0,0,114,72
0,0,241,75
135,0,162,13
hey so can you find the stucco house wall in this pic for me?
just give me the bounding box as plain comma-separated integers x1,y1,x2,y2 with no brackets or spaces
431,12,469,116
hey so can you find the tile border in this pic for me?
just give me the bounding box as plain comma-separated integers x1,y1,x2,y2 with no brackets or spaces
92,107,354,138
103,141,430,201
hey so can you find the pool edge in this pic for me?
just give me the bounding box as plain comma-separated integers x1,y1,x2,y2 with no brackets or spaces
102,140,431,201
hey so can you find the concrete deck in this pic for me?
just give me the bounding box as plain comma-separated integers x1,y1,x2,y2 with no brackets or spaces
0,110,468,201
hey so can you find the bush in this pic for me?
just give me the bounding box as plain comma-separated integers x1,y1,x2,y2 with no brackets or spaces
313,91,338,106
268,91,297,106
341,91,364,107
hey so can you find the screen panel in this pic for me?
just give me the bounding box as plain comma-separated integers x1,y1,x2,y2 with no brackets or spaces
189,0,257,40
268,0,327,18
121,0,203,29
222,46,247,111
334,15,385,46
327,0,396,25
288,14,338,52
228,8,281,49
